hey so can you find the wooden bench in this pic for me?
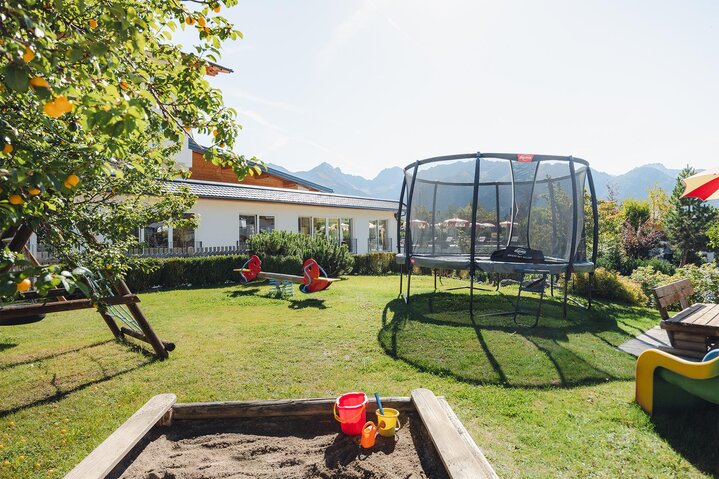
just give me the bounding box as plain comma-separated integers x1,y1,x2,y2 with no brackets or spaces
654,279,719,358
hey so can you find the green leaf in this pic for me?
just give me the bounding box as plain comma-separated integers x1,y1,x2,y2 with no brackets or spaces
2,63,30,92
90,42,109,57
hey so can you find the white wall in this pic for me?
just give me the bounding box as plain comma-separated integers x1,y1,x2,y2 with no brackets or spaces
174,136,192,169
190,198,397,254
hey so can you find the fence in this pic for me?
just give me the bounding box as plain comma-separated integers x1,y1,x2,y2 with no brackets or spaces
368,237,393,253
27,243,249,264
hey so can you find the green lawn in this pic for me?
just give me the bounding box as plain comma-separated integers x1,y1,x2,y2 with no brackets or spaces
0,275,716,478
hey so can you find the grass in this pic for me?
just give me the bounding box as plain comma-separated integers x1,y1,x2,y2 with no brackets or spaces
0,275,716,478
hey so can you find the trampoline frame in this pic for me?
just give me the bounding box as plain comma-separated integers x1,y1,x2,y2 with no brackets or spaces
396,152,599,320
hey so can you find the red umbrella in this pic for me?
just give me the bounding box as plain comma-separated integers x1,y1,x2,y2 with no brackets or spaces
681,169,719,200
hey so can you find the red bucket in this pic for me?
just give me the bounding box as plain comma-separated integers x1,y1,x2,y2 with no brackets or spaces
333,392,367,435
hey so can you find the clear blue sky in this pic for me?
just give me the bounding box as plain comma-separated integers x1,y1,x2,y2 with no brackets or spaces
176,1,719,178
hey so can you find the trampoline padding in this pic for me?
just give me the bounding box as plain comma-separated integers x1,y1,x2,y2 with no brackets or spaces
395,254,594,274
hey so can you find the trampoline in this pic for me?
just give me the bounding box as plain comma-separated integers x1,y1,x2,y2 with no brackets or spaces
395,152,598,320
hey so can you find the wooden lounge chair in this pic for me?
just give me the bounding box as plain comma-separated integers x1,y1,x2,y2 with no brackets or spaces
653,279,719,358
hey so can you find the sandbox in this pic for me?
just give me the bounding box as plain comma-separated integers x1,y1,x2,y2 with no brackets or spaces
66,389,497,479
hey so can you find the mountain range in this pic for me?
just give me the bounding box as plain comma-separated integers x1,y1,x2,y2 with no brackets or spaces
269,161,686,202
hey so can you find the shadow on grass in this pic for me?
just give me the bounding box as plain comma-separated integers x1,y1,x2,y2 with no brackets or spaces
227,287,262,298
0,341,17,354
652,406,719,476
0,340,156,418
0,339,116,371
288,298,327,310
378,291,651,389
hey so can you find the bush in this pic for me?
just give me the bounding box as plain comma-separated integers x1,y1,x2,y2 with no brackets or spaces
353,253,400,275
126,254,247,291
572,267,648,306
247,231,354,277
641,258,676,276
674,263,719,304
629,265,671,307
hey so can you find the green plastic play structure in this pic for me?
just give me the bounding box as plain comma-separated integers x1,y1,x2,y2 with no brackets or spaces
636,349,719,414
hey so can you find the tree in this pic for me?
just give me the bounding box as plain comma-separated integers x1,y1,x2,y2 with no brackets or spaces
595,185,623,270
0,1,253,297
621,199,650,230
665,167,716,266
648,184,669,228
619,198,661,259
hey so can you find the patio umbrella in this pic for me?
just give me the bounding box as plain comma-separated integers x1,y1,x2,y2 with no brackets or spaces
410,219,429,228
443,218,469,227
681,169,719,200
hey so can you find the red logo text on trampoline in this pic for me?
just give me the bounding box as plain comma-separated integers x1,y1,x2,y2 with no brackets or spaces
517,154,534,162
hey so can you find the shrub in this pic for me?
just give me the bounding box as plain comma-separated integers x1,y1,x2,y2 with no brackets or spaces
674,263,719,304
572,267,648,306
629,265,670,306
641,258,676,276
126,254,247,291
247,231,353,277
353,253,400,275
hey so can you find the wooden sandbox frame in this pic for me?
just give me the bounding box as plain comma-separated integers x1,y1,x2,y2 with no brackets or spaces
66,388,498,479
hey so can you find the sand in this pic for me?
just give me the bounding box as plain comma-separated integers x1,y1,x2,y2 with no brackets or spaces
109,414,449,479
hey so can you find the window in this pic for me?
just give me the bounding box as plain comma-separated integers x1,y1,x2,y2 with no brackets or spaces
369,220,378,251
314,217,327,238
239,215,256,242
298,217,311,235
328,218,340,243
341,218,352,250
172,213,196,248
369,219,389,251
144,222,169,248
259,215,275,233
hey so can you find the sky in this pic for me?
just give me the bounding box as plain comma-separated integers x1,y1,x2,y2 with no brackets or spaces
176,0,719,179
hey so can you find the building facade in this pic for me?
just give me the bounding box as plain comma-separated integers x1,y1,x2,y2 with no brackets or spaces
135,136,398,255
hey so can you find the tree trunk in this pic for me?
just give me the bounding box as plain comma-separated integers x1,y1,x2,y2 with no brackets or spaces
680,250,689,267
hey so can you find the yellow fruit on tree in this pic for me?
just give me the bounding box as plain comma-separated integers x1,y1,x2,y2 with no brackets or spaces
28,187,41,196
16,278,31,293
120,80,129,90
44,102,62,118
54,95,73,113
8,194,24,205
89,19,98,29
65,174,80,187
197,16,206,27
23,47,35,63
44,95,74,118
212,129,219,137
2,144,12,155
214,5,221,13
185,16,195,25
30,77,50,89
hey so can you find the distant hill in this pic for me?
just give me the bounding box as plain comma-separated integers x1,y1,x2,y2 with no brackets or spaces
269,162,686,201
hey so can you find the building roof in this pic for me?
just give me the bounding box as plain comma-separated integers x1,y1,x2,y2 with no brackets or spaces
205,60,233,76
167,179,399,211
187,138,333,193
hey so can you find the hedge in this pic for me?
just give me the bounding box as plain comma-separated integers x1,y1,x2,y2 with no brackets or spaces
125,252,429,291
125,254,248,291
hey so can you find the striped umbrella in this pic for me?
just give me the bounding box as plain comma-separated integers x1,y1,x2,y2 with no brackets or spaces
681,169,719,200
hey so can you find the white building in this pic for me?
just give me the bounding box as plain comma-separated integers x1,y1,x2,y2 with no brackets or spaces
136,137,399,255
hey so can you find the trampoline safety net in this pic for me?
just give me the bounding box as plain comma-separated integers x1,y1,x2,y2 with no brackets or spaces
400,153,596,265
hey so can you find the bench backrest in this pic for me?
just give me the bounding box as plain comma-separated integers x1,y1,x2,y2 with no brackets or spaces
652,278,694,320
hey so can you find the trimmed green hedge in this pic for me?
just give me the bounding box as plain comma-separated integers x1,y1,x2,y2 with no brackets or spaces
125,252,407,292
125,254,248,291
352,252,400,275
